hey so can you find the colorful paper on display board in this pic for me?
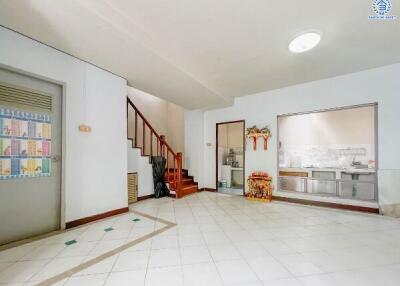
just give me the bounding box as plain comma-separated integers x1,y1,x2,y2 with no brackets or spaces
0,107,51,180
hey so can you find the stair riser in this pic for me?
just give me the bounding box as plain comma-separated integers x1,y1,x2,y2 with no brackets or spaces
166,178,196,186
183,180,196,186
166,175,192,181
178,186,198,198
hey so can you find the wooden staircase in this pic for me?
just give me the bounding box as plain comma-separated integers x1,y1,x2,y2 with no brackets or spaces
127,97,198,198
167,169,198,198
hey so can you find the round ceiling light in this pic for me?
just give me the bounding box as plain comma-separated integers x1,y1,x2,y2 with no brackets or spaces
289,32,321,53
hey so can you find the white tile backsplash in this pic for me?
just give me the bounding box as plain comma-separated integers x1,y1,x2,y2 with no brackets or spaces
280,144,374,168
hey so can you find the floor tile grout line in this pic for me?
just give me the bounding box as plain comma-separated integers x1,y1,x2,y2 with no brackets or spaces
0,210,133,253
34,216,122,285
21,247,68,285
99,214,131,286
129,209,160,286
215,203,268,285
195,199,227,286
131,209,177,226
174,199,185,285
36,224,176,286
100,245,120,286
31,211,176,286
142,232,154,286
208,197,300,284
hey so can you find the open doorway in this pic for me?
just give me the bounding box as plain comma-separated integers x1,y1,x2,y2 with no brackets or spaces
216,120,245,195
277,104,378,203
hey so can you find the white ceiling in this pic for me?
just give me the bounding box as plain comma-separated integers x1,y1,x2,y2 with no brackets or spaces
0,0,399,109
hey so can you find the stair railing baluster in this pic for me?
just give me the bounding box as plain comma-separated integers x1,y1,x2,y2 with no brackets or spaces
166,149,170,183
142,121,146,155
173,157,176,188
150,131,153,158
176,152,183,198
160,135,165,157
134,110,138,148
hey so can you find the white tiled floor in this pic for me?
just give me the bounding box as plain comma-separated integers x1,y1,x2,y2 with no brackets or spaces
2,192,400,285
218,187,244,196
0,212,163,285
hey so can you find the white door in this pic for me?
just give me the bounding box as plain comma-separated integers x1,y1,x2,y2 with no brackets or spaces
0,68,62,245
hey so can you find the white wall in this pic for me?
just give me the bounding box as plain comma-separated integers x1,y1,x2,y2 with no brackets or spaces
127,141,154,197
186,64,400,215
218,124,228,148
167,103,185,160
127,86,168,137
279,106,375,146
184,110,204,187
0,27,128,223
218,122,244,149
227,123,244,149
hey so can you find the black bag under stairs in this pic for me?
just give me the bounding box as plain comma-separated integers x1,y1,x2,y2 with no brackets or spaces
152,156,170,198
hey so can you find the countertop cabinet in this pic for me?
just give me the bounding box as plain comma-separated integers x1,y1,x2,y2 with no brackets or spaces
340,172,375,200
310,171,336,195
278,171,307,193
278,167,376,201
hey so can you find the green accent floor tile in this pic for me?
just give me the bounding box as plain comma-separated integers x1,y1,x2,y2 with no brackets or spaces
132,218,140,222
65,240,77,246
104,227,114,232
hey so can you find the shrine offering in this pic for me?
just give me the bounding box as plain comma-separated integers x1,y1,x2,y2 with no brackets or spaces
246,172,273,202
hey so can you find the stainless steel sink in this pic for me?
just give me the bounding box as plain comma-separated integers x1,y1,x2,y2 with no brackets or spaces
342,169,374,174
352,165,369,169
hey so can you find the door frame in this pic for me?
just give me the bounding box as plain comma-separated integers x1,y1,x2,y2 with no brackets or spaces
1,63,66,230
215,120,246,195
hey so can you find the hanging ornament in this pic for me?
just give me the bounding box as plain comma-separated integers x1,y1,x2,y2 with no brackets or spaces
245,125,272,151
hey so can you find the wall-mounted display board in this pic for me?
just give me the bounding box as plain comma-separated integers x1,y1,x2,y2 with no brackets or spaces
0,107,51,180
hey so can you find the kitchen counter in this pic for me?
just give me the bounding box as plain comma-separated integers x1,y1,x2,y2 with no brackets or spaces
279,167,375,184
279,167,376,201
221,165,244,188
231,167,244,171
280,167,375,174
